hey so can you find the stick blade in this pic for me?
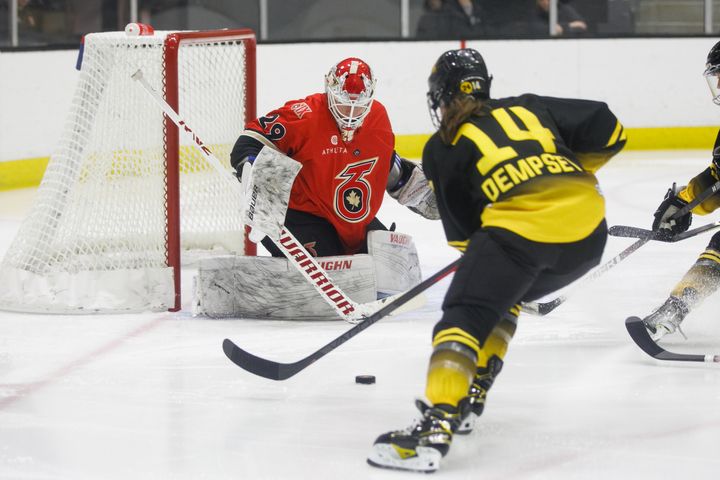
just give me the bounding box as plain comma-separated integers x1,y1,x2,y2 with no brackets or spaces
223,338,289,380
625,317,710,362
608,225,652,239
609,221,720,243
625,316,665,358
221,260,462,381
520,295,565,316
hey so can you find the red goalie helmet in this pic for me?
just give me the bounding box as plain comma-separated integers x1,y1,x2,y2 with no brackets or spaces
325,57,376,133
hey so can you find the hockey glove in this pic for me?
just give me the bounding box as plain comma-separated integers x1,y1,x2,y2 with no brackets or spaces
387,159,440,220
652,183,692,238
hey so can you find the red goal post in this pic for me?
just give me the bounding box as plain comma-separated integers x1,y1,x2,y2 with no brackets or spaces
164,29,258,311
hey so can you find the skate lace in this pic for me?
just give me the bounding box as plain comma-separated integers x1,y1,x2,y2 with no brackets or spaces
401,416,424,435
467,371,493,406
406,400,456,436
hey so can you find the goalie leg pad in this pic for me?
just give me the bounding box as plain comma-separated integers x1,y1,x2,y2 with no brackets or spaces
367,230,422,297
193,254,376,320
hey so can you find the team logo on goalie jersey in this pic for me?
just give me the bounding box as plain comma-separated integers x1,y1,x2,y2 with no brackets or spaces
334,158,376,222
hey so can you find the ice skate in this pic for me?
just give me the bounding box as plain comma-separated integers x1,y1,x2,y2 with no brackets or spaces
367,399,463,473
642,295,689,341
456,376,487,435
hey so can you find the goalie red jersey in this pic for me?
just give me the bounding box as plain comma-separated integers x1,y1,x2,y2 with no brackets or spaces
242,93,395,253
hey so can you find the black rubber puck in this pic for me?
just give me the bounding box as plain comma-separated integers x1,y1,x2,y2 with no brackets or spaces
355,375,376,384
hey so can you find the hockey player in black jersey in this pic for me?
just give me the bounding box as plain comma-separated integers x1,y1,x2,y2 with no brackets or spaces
367,48,626,473
641,40,720,340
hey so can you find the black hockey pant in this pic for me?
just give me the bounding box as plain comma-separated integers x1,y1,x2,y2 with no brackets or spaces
261,208,388,257
434,220,608,346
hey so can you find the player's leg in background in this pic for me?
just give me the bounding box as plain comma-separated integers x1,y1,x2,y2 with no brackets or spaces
644,230,720,339
261,209,344,257
366,216,390,233
357,216,389,253
456,310,516,434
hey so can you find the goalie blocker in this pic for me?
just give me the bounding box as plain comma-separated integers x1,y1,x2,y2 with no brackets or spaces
193,230,421,320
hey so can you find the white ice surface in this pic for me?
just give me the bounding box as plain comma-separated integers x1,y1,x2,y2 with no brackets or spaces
1,151,719,479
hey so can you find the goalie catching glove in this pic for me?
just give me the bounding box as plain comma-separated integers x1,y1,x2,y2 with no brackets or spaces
387,153,440,220
652,183,692,238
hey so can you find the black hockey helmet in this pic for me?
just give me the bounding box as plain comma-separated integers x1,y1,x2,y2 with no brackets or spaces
427,48,492,126
704,40,720,105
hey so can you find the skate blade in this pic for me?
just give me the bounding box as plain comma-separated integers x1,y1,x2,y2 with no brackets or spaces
367,444,441,473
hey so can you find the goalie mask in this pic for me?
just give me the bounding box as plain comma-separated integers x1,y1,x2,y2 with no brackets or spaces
325,57,376,138
427,48,492,128
704,40,720,105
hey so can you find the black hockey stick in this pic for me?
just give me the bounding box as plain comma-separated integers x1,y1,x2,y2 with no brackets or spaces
523,181,720,317
608,220,720,242
625,316,720,363
223,259,460,380
520,237,649,316
523,219,719,316
668,180,720,218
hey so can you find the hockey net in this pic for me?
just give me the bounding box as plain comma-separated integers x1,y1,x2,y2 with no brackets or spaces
0,28,256,313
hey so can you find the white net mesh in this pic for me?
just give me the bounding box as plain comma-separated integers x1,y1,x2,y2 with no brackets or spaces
0,30,254,313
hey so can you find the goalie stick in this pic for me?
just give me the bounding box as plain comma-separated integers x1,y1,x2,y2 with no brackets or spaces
625,316,720,363
521,237,649,316
223,259,460,380
132,69,387,324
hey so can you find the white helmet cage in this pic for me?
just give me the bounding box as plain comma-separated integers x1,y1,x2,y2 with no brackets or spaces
325,58,377,131
705,64,720,106
704,41,720,105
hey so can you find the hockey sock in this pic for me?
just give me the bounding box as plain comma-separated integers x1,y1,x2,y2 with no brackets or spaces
426,339,478,407
476,309,517,369
670,252,720,309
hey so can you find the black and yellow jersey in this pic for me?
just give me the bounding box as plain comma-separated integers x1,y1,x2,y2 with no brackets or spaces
678,128,720,215
422,94,626,249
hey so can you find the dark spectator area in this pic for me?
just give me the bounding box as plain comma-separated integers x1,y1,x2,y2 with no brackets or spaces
0,0,714,47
